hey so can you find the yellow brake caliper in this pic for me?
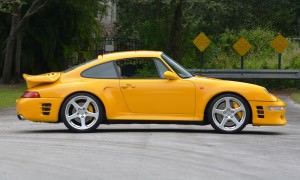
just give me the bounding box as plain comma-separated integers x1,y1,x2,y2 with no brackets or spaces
88,105,94,120
233,102,242,119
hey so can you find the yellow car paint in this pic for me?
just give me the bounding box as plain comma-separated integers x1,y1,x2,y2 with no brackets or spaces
16,97,63,122
23,72,61,88
17,51,286,126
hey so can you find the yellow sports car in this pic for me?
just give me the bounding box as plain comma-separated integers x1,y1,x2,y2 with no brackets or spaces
16,51,286,133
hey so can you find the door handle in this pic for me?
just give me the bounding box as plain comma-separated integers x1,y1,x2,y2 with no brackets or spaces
120,84,136,89
120,84,129,89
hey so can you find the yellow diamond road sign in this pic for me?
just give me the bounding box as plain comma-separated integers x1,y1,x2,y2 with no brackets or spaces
193,32,211,52
233,37,252,56
271,34,288,54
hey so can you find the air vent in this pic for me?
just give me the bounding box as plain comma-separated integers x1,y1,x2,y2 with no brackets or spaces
256,106,264,118
42,103,51,115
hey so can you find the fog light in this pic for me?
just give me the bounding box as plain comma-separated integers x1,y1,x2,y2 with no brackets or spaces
267,106,284,111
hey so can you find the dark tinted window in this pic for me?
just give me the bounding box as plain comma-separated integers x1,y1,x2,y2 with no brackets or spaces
81,62,118,78
116,58,161,79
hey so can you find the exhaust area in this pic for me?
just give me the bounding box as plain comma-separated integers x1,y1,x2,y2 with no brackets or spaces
17,114,25,121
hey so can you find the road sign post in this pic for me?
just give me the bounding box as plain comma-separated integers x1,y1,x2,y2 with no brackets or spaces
233,37,252,69
200,51,204,65
241,56,244,69
278,54,282,69
271,34,288,69
193,32,211,66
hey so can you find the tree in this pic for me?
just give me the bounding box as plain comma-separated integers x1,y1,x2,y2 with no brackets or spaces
20,0,103,74
0,0,47,84
116,0,181,59
116,0,299,67
168,0,185,61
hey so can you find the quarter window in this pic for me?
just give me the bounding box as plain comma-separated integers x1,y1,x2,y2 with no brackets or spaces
154,59,169,78
81,62,118,79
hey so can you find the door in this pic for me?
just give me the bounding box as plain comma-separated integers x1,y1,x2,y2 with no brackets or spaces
116,57,196,114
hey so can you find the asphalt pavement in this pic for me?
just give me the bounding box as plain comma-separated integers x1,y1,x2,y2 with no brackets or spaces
0,94,299,180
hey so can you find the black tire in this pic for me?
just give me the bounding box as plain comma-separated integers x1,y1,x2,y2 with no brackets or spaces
207,93,251,133
60,93,103,133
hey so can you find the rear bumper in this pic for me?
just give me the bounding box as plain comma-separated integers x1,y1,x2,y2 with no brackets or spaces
16,97,63,123
250,98,287,126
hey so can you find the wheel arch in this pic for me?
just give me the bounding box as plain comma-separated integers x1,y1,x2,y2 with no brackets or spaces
58,91,107,122
203,91,253,124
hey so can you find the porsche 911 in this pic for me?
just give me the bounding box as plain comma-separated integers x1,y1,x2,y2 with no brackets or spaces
16,51,286,133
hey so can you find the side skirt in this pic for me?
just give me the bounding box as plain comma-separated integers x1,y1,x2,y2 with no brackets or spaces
102,120,209,126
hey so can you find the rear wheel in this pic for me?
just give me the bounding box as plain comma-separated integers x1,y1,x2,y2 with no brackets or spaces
207,93,251,133
61,93,103,133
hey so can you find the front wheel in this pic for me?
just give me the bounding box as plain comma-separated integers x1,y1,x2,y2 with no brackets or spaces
60,93,103,133
207,93,251,133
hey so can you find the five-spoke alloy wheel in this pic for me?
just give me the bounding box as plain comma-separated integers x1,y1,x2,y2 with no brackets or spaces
207,93,251,133
61,93,103,133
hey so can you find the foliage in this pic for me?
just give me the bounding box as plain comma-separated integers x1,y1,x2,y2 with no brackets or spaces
117,0,300,69
0,0,24,13
0,0,299,84
0,0,104,76
20,0,103,74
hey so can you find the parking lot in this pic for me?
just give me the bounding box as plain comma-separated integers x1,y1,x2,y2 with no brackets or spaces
0,94,299,180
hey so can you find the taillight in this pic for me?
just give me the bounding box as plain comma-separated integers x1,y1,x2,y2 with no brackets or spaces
22,91,40,98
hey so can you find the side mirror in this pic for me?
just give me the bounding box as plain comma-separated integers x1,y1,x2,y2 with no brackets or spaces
164,71,179,80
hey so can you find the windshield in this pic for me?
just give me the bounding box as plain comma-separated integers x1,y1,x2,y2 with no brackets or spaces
64,59,97,73
161,54,193,78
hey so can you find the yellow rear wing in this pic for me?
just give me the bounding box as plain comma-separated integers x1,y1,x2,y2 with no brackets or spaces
23,72,61,88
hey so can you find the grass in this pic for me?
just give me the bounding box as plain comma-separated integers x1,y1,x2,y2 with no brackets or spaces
0,84,26,108
291,90,300,104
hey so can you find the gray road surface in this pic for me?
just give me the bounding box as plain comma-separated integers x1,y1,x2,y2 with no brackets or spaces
0,94,299,180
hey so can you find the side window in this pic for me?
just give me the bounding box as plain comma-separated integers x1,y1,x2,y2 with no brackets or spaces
154,59,169,78
116,58,162,79
81,62,118,79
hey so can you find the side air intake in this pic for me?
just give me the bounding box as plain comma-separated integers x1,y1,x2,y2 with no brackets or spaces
42,103,51,115
256,106,264,118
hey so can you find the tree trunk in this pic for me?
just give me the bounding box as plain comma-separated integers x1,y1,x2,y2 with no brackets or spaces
1,5,18,84
168,0,184,62
15,34,22,83
1,36,15,84
15,6,22,83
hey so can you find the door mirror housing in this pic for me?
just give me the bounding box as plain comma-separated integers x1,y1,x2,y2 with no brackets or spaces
164,71,179,80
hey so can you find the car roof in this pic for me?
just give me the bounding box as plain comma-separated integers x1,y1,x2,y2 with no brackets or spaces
62,51,164,77
97,51,163,62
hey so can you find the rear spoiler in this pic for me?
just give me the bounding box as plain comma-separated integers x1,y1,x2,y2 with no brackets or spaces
23,72,61,88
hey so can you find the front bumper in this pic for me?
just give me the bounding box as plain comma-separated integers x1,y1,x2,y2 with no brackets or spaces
16,97,63,123
250,97,287,126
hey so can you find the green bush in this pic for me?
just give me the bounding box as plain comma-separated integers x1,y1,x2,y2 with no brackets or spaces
181,28,300,70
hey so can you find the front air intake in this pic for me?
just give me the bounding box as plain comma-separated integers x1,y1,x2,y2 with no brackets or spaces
256,106,264,118
42,103,51,115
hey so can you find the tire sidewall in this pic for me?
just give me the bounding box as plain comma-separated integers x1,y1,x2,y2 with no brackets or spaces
207,93,251,133
60,93,103,133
